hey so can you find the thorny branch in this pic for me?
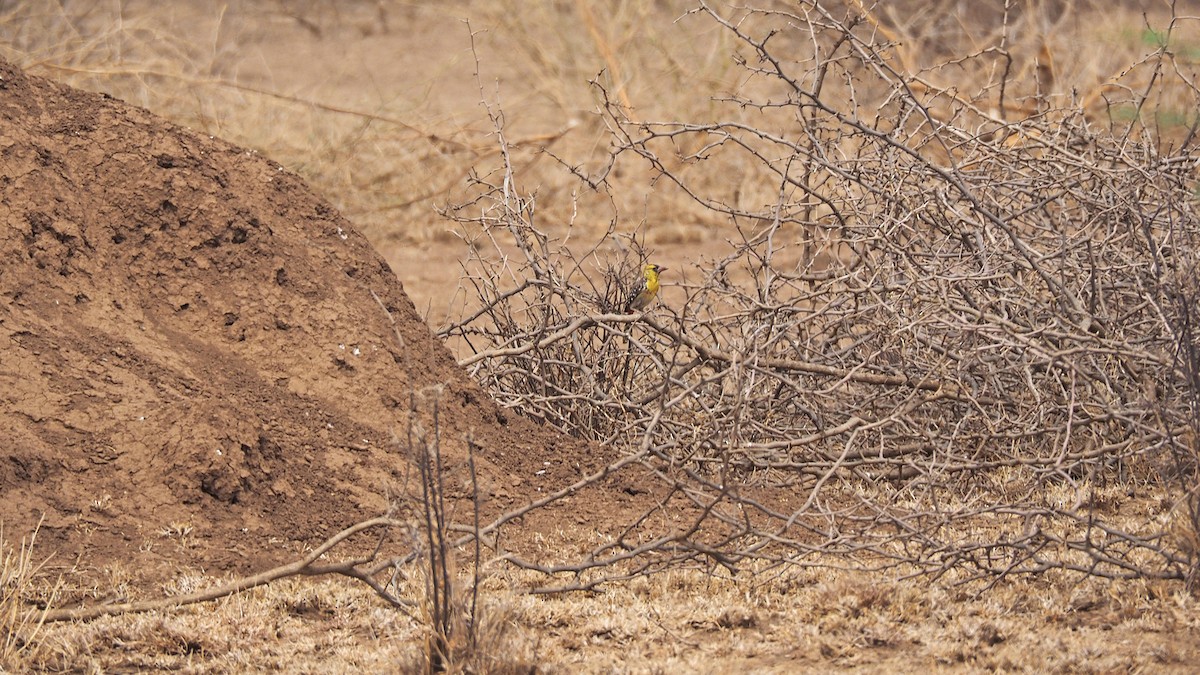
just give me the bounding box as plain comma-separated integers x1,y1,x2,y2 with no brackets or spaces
436,2,1200,590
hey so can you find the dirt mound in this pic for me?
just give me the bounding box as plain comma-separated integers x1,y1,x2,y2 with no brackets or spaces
0,59,626,581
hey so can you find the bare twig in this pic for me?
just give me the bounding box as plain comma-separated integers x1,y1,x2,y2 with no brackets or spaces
43,517,413,623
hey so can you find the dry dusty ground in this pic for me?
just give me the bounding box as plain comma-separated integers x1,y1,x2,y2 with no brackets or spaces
3,1,1200,673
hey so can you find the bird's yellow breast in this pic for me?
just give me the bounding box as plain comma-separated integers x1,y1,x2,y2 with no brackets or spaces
645,268,660,294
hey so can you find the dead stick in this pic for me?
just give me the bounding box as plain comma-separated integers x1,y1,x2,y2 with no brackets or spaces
43,517,410,623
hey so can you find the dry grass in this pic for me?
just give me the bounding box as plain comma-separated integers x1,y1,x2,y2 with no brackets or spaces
0,521,59,672
5,0,1200,671
11,556,1200,673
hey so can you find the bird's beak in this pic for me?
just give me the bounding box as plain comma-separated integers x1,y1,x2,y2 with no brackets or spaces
659,267,668,273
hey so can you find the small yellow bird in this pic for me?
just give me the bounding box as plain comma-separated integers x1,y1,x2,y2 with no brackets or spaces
624,263,666,313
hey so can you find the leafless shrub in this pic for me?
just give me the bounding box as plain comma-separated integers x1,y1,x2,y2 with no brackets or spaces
408,391,483,674
440,2,1200,589
376,291,534,673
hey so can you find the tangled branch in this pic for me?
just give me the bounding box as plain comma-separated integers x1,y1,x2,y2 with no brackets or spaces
439,2,1200,589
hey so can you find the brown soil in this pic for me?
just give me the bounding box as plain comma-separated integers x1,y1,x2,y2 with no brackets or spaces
0,58,645,587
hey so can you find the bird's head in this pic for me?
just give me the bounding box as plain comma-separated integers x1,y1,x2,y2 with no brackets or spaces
645,263,666,277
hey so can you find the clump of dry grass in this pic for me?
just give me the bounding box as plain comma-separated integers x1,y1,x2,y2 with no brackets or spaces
0,520,60,672
405,569,537,675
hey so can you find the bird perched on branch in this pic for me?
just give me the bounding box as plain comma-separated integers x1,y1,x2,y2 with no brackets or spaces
624,263,667,313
